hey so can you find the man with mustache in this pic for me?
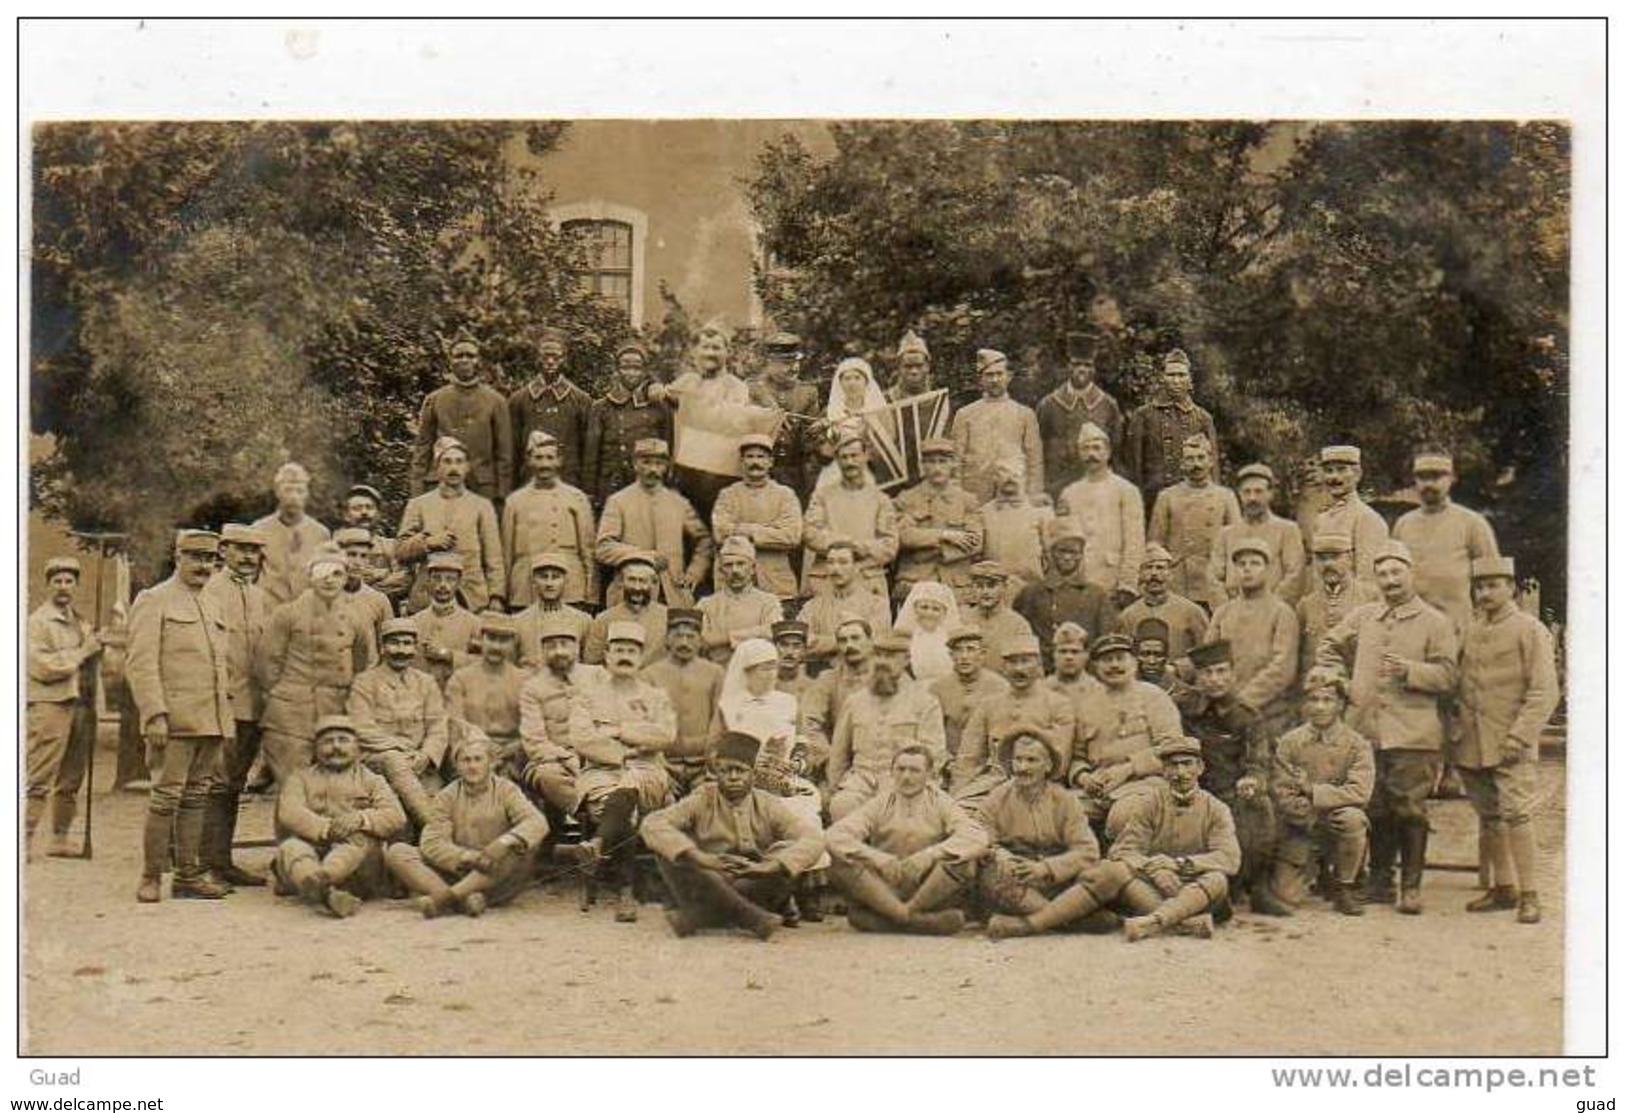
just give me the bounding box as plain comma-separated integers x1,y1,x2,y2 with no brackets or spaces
951,349,1045,504
1310,445,1390,591
400,437,506,614
407,552,483,691
1205,539,1301,736
334,527,394,653
446,613,530,778
26,556,103,860
1211,463,1306,605
518,615,603,822
1036,329,1125,498
1149,434,1241,611
1070,633,1183,835
795,539,893,671
1013,517,1119,672
346,617,449,828
585,339,673,509
502,430,598,610
507,324,593,492
698,534,784,665
745,333,822,501
251,462,331,607
802,433,900,600
961,561,1035,672
712,433,804,602
893,437,985,609
1056,423,1145,605
511,552,593,669
596,437,713,608
826,633,947,821
1123,347,1219,496
1393,451,1501,633
796,615,875,781
1116,544,1209,667
930,626,1010,777
412,327,513,500
583,552,668,666
950,636,1077,806
1296,532,1381,682
341,483,412,608
642,609,726,798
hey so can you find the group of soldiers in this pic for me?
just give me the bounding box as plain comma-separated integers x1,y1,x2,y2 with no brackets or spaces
24,321,1561,941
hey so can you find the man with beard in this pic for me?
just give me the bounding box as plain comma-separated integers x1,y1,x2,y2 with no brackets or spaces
827,745,986,935
597,437,713,608
1036,330,1125,499
950,636,1077,806
699,535,783,665
1211,463,1306,605
259,546,374,788
199,524,271,885
1149,434,1241,611
886,330,937,405
251,462,332,606
502,431,598,610
126,530,235,902
1182,640,1289,916
388,734,549,918
447,614,530,778
1453,556,1560,924
650,320,754,522
347,617,449,828
1117,544,1209,666
413,328,514,499
518,616,604,819
798,617,875,780
408,553,483,691
400,437,507,613
273,714,407,918
931,626,1011,776
1108,736,1243,942
952,349,1045,504
26,556,103,860
334,527,394,653
892,437,984,609
584,553,668,665
1310,445,1390,590
961,562,1035,670
802,434,900,600
1393,452,1501,633
341,484,412,608
981,733,1127,940
1317,541,1458,914
1123,348,1219,496
795,540,893,669
585,340,673,507
1296,532,1381,682
559,622,679,922
747,333,822,500
642,609,726,797
511,552,593,669
1070,633,1183,834
643,731,824,939
1205,539,1301,736
712,433,805,601
827,634,948,821
1013,517,1119,672
508,324,593,491
1271,666,1373,916
1056,423,1145,606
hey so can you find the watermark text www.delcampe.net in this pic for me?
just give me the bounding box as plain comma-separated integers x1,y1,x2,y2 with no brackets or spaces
1271,1063,1598,1092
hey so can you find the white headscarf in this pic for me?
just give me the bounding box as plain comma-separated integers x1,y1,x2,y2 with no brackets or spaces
718,638,798,748
816,358,889,492
893,581,961,681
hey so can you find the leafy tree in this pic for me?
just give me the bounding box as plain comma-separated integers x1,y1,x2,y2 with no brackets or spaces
31,120,632,574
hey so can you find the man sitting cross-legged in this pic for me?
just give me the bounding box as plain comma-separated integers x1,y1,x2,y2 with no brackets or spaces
641,731,825,940
273,714,407,918
386,733,549,918
825,745,988,935
980,731,1128,939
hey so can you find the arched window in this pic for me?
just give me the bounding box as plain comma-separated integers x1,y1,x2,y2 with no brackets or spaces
562,218,634,321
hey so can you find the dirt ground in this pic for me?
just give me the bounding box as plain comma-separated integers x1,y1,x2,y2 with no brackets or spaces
22,753,1567,1056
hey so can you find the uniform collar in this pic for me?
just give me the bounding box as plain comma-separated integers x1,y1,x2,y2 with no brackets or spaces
527,375,578,401
1383,596,1424,620
603,382,652,405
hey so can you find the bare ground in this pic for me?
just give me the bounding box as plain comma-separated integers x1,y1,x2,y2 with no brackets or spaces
22,756,1566,1056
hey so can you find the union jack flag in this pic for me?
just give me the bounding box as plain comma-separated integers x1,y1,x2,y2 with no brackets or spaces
862,389,951,491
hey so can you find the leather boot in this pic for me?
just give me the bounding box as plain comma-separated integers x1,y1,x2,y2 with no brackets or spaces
1396,820,1427,914
1331,880,1364,916
986,914,1037,940
135,875,162,903
685,864,782,939
835,865,913,926
1516,890,1542,925
1249,875,1294,917
1465,885,1518,913
905,864,967,917
1506,820,1539,896
1025,884,1103,933
907,909,967,935
1364,822,1397,903
142,811,173,881
1150,885,1212,933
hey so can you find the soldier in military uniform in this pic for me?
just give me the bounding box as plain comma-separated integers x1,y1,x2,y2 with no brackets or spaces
1311,445,1390,589
400,437,507,613
794,540,893,669
748,332,822,500
1205,538,1301,737
446,613,530,777
596,437,713,608
407,552,483,690
251,462,332,607
1117,544,1211,665
346,617,449,827
508,324,593,491
951,349,1045,504
511,552,594,669
341,484,412,608
886,329,937,404
1013,517,1119,671
199,524,272,885
1453,556,1560,924
827,634,949,821
1036,329,1125,499
412,329,514,499
334,527,394,652
273,714,407,918
1123,348,1219,496
1070,633,1183,834
502,430,598,609
584,340,673,508
1296,532,1381,682
802,433,900,599
960,561,1036,669
711,433,804,601
698,535,783,664
950,635,1078,805
930,626,1010,774
642,608,726,796
1149,434,1241,610
892,437,984,609
517,615,604,820
1056,423,1146,603
1393,452,1501,633
584,553,669,665
25,556,102,859
1211,463,1306,605
126,530,236,902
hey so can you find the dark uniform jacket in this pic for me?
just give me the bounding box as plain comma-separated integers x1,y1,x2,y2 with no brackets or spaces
509,375,594,491
585,383,673,502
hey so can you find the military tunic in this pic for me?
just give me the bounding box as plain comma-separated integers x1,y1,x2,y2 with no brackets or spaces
1149,480,1242,609
892,479,984,605
1013,575,1121,670
1107,781,1242,887
930,669,1011,764
951,396,1045,504
501,481,598,606
1035,381,1126,498
1211,512,1307,605
584,383,673,503
698,587,783,664
950,684,1078,800
1122,398,1219,496
1070,680,1182,822
398,487,507,611
596,483,713,603
583,603,668,667
249,512,331,606
826,784,988,893
1296,580,1381,683
511,602,593,668
1311,496,1390,590
980,497,1053,589
827,681,948,819
641,656,726,763
347,662,450,821
1317,597,1459,753
1454,606,1559,769
413,381,514,498
795,583,893,666
408,603,483,690
1118,593,1210,662
508,375,594,491
960,605,1035,671
445,659,528,768
802,481,899,596
977,779,1101,891
642,782,825,876
1205,593,1301,714
711,479,804,598
201,570,271,726
1056,472,1146,596
748,376,822,499
1392,501,1500,632
258,591,373,781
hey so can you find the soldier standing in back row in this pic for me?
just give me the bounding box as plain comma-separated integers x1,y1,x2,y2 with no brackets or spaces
1036,330,1125,499
1392,451,1500,633
507,325,593,492
748,332,822,501
502,431,598,609
413,329,514,500
1311,445,1389,590
951,349,1045,504
891,437,984,609
584,340,673,509
1123,348,1218,497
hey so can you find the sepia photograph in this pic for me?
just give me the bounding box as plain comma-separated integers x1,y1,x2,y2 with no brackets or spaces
12,14,1606,1091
